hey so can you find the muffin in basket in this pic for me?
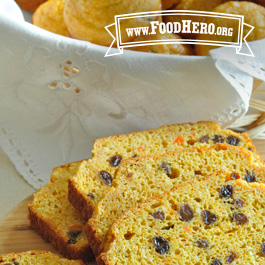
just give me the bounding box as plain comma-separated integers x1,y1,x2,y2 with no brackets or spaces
195,1,265,55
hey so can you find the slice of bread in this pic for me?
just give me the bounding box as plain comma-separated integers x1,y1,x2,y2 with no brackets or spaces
68,121,260,220
85,144,265,256
28,161,94,263
0,250,84,264
98,170,265,265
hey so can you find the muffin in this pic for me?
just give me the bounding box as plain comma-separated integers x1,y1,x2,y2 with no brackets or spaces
32,0,69,37
164,0,227,38
63,0,162,46
195,1,265,56
130,32,193,55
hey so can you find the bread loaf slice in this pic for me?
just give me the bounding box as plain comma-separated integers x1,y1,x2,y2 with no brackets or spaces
98,170,265,265
28,161,94,263
0,250,84,264
85,144,265,256
68,121,260,220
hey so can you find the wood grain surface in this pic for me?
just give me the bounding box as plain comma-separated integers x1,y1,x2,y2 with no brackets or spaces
0,140,264,264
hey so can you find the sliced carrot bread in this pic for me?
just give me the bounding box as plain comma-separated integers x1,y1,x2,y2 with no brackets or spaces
0,250,84,264
98,170,265,265
85,144,265,257
28,161,94,263
68,121,260,220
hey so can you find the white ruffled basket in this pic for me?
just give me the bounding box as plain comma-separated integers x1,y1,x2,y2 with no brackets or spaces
1,0,265,188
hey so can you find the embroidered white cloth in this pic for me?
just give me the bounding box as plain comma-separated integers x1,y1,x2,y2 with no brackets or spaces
0,0,265,188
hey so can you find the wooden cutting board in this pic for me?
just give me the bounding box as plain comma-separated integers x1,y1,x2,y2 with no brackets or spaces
1,140,265,264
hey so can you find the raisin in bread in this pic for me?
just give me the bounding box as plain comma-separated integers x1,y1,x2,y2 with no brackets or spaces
85,144,265,257
0,250,84,264
28,161,94,263
98,170,265,265
68,121,260,220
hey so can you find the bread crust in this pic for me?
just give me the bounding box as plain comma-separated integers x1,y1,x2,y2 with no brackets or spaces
28,205,94,262
68,177,95,220
96,253,108,265
0,250,85,264
84,217,104,257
